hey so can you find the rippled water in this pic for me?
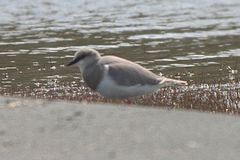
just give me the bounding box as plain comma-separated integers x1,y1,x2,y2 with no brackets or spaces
1,0,240,94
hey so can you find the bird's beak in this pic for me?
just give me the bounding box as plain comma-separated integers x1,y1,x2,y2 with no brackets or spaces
66,58,78,66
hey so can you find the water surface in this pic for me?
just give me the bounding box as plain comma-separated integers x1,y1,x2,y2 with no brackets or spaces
1,0,240,96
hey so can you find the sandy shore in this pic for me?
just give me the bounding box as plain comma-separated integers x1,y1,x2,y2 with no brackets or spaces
0,96,239,160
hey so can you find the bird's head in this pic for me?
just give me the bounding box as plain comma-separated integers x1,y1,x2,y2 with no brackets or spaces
67,47,101,71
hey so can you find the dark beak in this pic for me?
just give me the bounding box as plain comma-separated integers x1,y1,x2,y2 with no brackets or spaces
66,59,78,66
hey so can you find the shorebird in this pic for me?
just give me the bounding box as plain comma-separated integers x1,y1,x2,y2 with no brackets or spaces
67,48,187,99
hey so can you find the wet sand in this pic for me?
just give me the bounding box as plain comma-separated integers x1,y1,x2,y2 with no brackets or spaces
0,96,239,160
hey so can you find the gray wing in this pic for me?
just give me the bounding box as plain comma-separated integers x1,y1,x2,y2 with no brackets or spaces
101,56,161,86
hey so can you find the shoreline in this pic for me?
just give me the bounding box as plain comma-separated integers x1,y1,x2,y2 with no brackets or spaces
1,82,240,115
0,96,240,159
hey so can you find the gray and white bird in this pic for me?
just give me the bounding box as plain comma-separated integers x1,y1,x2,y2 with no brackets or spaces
67,48,187,99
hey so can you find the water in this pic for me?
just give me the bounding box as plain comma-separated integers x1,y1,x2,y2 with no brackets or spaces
1,0,240,96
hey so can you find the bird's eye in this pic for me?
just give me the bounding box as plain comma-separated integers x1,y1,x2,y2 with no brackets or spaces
66,54,88,66
76,54,87,61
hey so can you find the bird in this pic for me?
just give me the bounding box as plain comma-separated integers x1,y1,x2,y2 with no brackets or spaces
67,47,187,99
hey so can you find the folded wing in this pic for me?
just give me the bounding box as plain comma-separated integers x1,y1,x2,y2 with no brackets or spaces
100,56,162,86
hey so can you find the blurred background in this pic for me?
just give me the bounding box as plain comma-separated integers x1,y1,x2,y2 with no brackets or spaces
0,0,240,97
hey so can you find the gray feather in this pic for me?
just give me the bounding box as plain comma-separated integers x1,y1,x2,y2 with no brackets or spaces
82,64,104,90
100,56,161,86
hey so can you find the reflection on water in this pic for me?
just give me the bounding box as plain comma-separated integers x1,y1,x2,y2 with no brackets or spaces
0,0,240,94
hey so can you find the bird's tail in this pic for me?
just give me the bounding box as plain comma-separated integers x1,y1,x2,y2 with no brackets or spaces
158,78,188,87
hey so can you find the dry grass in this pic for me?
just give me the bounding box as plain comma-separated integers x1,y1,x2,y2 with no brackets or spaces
1,81,240,115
